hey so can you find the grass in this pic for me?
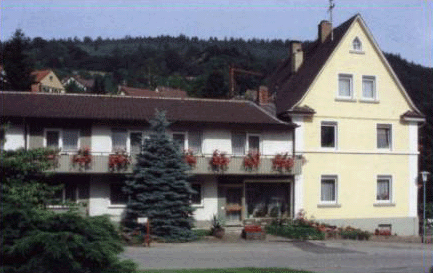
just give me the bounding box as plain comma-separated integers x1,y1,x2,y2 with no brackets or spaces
138,268,312,273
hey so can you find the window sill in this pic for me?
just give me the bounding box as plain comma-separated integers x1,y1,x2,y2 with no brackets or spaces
373,203,395,207
335,98,356,102
192,204,204,208
108,204,126,208
349,50,365,55
360,99,379,104
317,203,341,208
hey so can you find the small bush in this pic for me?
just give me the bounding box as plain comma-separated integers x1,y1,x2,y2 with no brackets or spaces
266,224,325,240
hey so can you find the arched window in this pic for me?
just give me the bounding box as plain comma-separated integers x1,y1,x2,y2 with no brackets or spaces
352,37,362,51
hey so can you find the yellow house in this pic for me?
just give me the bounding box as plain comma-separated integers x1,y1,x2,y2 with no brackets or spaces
31,69,65,93
271,14,425,235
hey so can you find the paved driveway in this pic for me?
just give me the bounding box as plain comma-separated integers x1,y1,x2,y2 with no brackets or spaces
122,238,433,273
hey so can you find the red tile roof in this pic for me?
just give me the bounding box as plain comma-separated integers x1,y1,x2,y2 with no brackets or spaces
0,92,292,127
31,70,51,83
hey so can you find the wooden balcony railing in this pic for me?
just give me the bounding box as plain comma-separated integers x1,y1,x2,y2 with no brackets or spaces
47,153,303,175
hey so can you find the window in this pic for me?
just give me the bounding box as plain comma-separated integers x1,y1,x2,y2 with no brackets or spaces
46,130,60,148
173,132,187,150
362,76,376,100
110,184,128,205
321,122,337,148
112,129,127,152
191,183,202,205
321,175,337,203
377,176,391,202
129,132,142,154
45,129,79,151
377,124,392,149
188,131,202,154
232,132,260,155
338,74,353,99
352,37,362,51
63,129,79,152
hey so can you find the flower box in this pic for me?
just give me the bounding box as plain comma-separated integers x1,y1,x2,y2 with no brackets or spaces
272,153,294,172
71,146,92,170
244,151,260,171
109,149,131,171
183,149,197,167
209,150,230,172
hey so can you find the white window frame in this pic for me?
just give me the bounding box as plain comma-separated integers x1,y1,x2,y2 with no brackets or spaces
337,74,354,100
377,124,392,150
191,183,203,207
376,175,393,203
44,128,80,153
352,37,362,51
320,121,338,150
111,128,128,153
320,175,338,204
361,75,377,101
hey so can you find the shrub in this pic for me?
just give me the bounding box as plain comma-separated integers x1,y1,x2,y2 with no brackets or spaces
266,224,325,240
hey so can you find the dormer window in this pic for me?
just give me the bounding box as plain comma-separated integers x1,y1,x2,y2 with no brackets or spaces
352,37,362,51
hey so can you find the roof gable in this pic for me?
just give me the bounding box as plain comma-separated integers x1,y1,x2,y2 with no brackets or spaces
274,14,422,117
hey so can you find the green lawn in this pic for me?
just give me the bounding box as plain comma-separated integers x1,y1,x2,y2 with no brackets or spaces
138,268,312,273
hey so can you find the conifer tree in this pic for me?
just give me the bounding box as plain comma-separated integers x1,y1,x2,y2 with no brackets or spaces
123,111,196,242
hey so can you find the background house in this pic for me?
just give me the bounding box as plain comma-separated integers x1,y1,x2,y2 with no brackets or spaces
31,69,65,93
62,75,95,93
270,14,424,236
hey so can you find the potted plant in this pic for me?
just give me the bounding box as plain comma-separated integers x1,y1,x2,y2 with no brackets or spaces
108,149,131,171
209,150,230,172
210,215,225,239
244,150,260,171
71,146,92,170
183,149,197,167
272,153,294,172
44,148,60,168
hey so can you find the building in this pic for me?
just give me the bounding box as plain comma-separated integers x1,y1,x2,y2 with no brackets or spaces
62,75,95,93
1,91,301,227
31,69,65,93
269,14,424,235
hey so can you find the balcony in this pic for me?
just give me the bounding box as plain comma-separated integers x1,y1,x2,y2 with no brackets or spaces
47,153,303,175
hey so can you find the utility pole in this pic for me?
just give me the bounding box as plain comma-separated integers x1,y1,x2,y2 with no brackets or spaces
229,64,263,98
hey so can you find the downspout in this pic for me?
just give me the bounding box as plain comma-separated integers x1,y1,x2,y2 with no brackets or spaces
24,117,28,150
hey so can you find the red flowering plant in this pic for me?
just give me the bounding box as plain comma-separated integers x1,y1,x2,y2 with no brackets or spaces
108,149,131,171
71,146,92,170
209,150,230,172
272,153,294,172
183,149,197,168
244,150,260,171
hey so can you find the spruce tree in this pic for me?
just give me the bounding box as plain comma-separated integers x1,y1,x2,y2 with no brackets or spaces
123,111,196,242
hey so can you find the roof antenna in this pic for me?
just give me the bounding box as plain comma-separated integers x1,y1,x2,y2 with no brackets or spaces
328,0,335,41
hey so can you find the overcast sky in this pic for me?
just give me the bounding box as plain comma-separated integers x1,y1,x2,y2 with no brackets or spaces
1,0,431,67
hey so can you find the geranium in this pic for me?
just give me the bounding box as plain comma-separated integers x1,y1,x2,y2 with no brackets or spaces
272,153,294,172
72,146,92,170
210,150,230,171
108,149,131,171
183,149,197,167
244,150,260,171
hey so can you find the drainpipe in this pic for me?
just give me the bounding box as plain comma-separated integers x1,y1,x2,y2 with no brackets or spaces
24,118,28,150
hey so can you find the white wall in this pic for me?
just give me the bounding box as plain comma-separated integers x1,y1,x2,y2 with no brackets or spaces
91,126,112,154
262,130,292,156
4,125,25,150
202,129,232,155
88,176,125,221
193,177,218,221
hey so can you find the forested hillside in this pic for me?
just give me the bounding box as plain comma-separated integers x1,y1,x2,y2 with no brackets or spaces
1,33,432,180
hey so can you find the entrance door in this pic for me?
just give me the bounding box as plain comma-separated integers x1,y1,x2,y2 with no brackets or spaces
225,187,243,225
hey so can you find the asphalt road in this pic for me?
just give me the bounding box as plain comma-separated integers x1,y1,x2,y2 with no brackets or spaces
122,240,433,273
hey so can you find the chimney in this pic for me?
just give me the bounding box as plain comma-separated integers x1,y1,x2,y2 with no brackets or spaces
290,41,303,73
257,86,271,105
318,20,332,43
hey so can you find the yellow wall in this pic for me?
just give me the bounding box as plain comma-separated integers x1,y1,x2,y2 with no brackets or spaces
297,19,414,220
40,71,65,92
